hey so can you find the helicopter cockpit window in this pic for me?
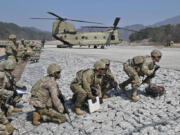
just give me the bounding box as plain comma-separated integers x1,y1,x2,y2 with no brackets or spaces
81,36,84,39
111,35,115,40
94,36,97,39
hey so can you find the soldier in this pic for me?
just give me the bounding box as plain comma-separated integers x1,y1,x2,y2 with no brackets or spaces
30,42,41,63
16,39,26,64
41,39,45,48
119,49,162,102
100,59,118,99
24,40,32,60
70,61,106,115
0,72,14,135
3,60,25,116
30,64,67,125
5,34,18,63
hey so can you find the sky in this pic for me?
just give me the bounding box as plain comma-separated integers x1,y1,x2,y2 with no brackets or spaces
0,0,180,32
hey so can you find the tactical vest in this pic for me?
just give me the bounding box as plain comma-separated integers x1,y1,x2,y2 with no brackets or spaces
73,69,99,89
30,76,53,108
133,56,145,65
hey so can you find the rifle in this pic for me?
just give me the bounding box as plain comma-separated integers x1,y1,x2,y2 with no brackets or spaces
58,91,88,135
102,74,118,90
58,91,73,126
142,65,160,84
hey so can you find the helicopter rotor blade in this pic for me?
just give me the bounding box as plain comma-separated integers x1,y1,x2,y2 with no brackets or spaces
84,26,111,29
116,27,138,32
30,18,56,20
65,18,103,24
47,12,64,20
48,11,103,24
84,26,138,32
113,17,120,28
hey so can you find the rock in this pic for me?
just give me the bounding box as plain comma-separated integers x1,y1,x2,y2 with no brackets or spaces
10,46,180,135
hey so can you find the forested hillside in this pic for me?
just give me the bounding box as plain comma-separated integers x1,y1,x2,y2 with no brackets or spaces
129,24,180,43
0,22,51,40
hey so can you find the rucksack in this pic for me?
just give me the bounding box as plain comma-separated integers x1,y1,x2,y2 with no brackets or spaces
145,86,165,97
133,56,145,65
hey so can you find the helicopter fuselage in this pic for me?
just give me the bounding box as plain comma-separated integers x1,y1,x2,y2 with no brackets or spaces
52,20,121,47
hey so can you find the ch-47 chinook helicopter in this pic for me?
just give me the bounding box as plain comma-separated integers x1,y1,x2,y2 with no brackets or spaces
31,12,137,49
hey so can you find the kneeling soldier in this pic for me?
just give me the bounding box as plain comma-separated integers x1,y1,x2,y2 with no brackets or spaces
30,64,67,125
100,58,118,99
70,61,106,115
0,72,14,135
3,60,26,116
119,49,162,102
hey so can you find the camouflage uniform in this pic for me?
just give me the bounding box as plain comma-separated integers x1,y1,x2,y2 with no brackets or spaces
100,59,118,98
3,60,25,115
30,64,66,125
70,61,106,115
23,41,32,60
16,40,26,64
5,35,18,63
30,43,41,62
0,72,14,135
120,50,162,101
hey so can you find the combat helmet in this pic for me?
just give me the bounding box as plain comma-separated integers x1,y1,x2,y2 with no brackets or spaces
151,49,162,58
9,34,16,39
47,64,61,75
100,58,110,65
94,61,106,70
4,60,16,70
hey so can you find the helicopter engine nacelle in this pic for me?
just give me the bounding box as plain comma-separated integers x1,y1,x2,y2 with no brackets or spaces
52,20,77,37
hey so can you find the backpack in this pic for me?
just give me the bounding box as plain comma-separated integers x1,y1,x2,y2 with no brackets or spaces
133,56,144,65
145,86,165,97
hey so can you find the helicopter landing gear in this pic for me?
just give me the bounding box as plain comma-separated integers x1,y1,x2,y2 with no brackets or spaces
101,46,105,49
94,45,97,49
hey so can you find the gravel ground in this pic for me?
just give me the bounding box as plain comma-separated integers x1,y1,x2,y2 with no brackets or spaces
12,45,180,135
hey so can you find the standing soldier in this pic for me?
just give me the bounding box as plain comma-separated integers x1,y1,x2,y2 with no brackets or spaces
41,39,45,48
30,64,67,125
16,39,26,64
0,72,14,135
31,42,41,63
119,49,162,102
24,40,33,60
70,61,106,115
100,58,118,99
5,34,18,63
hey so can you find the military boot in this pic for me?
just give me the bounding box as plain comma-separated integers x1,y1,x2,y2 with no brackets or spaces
13,107,22,113
33,112,41,126
6,106,14,117
74,108,84,115
5,123,14,134
103,94,109,99
131,88,139,102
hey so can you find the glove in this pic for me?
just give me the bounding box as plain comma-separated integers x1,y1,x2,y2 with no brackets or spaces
22,86,27,90
87,92,96,100
147,69,154,76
